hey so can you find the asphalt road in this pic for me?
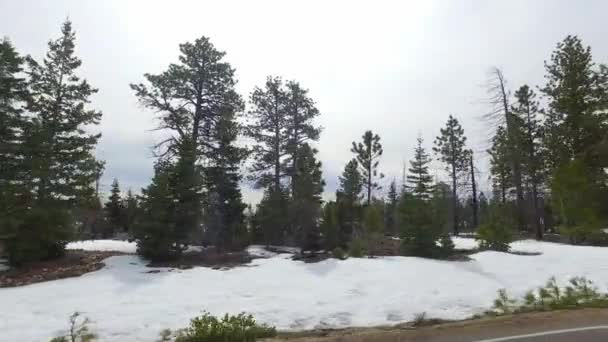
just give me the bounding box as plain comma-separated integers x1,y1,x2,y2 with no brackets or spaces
474,326,608,342
269,309,608,342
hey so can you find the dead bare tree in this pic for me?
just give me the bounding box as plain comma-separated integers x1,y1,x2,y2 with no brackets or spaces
484,67,526,231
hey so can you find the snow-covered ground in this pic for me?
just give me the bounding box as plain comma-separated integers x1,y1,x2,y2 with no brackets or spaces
3,240,608,341
66,240,137,253
66,240,204,254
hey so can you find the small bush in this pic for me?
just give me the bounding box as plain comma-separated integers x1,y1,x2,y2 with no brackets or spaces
559,224,608,246
348,238,367,257
171,312,276,342
49,312,97,342
491,276,608,316
476,221,513,252
437,234,455,257
331,247,346,260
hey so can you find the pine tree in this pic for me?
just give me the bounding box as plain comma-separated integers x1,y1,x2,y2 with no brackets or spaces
338,159,363,204
336,159,363,240
0,38,28,240
131,36,243,256
104,179,123,237
433,115,468,235
468,150,479,230
320,201,340,250
406,136,433,200
284,81,321,196
511,85,543,239
134,161,183,261
385,180,399,236
10,21,103,264
203,108,248,250
541,36,606,169
247,76,289,191
289,144,325,249
486,68,525,231
122,189,139,235
351,130,384,205
488,126,513,204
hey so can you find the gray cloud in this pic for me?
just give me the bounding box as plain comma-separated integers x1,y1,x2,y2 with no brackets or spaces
2,0,607,204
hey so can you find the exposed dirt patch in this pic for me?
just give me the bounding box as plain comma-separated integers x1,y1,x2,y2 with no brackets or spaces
0,250,124,288
266,308,608,342
147,248,254,270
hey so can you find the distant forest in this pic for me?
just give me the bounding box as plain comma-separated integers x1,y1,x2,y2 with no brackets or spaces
1,21,607,265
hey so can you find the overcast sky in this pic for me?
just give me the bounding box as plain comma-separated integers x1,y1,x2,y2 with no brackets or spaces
1,0,607,203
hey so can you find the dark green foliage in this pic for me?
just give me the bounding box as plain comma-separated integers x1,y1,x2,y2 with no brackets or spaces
7,21,102,264
122,189,139,235
246,76,289,190
351,130,384,205
434,115,469,235
8,205,71,266
348,238,367,258
131,36,244,255
476,204,515,252
399,193,440,258
331,247,346,260
437,234,455,257
488,126,513,203
320,202,340,250
288,144,324,249
253,188,289,245
407,137,433,201
103,179,123,237
173,312,276,342
134,162,185,261
362,203,384,236
203,109,248,251
339,159,363,204
384,180,399,236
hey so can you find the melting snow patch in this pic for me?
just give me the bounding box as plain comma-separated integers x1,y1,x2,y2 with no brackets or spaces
66,240,137,253
1,239,606,341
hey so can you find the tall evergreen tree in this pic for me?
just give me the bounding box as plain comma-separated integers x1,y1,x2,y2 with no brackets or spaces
289,144,325,248
541,36,606,169
512,85,544,239
488,126,512,204
247,76,289,191
284,81,321,196
134,161,182,261
335,158,364,241
351,130,384,205
433,115,468,235
0,38,28,239
122,189,139,235
406,136,433,200
104,178,123,237
9,21,103,264
203,108,248,250
385,179,399,236
131,36,243,256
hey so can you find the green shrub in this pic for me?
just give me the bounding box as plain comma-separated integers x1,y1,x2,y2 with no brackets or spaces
348,238,367,257
559,224,608,246
437,234,455,257
172,312,276,342
49,312,97,342
331,247,346,260
476,221,513,252
491,276,608,316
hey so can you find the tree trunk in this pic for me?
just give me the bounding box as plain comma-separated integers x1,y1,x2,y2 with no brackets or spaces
496,70,525,231
470,153,478,229
451,162,459,235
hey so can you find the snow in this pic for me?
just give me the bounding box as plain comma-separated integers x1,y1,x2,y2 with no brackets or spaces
0,259,8,272
3,240,608,341
66,240,137,254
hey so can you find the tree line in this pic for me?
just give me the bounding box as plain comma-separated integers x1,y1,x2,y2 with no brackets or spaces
1,21,606,265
